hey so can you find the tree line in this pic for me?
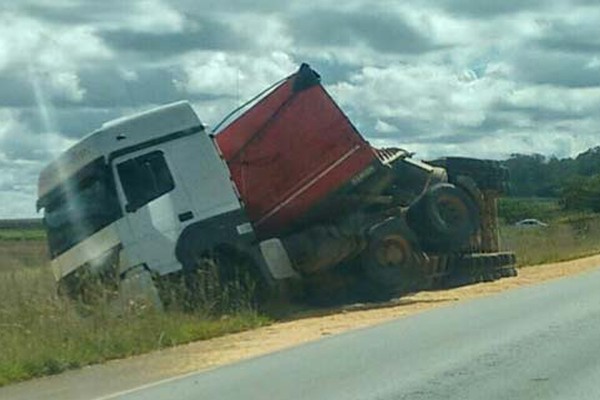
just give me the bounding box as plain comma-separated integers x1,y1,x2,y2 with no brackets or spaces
503,146,600,212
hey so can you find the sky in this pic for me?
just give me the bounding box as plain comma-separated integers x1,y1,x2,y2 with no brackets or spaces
2,0,600,218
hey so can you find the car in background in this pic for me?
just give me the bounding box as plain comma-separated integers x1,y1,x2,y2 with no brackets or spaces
515,218,549,228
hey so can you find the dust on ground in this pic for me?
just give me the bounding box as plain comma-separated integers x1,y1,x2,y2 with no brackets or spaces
93,254,600,384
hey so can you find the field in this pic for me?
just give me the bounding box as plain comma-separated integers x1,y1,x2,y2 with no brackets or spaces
2,207,600,387
499,197,600,265
502,215,600,266
0,225,269,387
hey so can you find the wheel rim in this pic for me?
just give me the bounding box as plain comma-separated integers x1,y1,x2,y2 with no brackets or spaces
374,234,412,268
435,194,469,229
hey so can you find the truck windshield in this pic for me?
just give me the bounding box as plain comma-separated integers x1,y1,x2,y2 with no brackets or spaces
38,158,122,258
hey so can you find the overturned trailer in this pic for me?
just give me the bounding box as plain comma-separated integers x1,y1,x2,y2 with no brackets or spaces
37,64,516,307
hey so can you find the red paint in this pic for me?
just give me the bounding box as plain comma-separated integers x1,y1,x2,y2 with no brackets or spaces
215,69,378,236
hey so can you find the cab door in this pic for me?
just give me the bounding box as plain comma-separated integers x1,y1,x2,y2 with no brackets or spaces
111,132,242,276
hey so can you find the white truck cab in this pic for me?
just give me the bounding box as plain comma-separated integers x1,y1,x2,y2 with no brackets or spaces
37,101,293,305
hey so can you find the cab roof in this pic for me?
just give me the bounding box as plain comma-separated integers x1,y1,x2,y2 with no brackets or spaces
37,101,203,200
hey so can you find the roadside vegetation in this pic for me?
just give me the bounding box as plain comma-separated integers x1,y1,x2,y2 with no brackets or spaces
3,201,600,387
0,227,269,387
499,197,600,266
0,228,46,241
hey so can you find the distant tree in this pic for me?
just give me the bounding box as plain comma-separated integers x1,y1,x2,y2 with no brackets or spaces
503,153,548,197
502,149,596,200
575,146,600,176
561,174,600,212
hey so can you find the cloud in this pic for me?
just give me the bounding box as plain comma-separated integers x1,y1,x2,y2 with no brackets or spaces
98,17,249,57
0,109,74,162
172,51,299,128
374,120,397,134
511,49,600,87
328,60,600,160
0,12,112,70
3,0,600,217
433,0,549,17
176,51,297,98
0,185,40,218
534,9,600,54
329,62,514,138
20,0,185,33
0,109,73,217
288,9,439,54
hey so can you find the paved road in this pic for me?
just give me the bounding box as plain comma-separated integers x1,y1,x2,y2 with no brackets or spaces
3,268,600,400
106,267,600,400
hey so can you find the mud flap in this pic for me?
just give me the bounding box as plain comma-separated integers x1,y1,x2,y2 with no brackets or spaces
259,238,300,280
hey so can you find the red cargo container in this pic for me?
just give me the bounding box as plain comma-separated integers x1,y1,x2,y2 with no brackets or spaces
216,65,378,236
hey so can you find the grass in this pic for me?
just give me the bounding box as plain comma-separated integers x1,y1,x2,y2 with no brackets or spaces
0,228,46,241
498,197,600,266
3,209,600,387
498,197,561,224
0,233,270,387
0,241,49,270
501,214,600,266
497,196,600,225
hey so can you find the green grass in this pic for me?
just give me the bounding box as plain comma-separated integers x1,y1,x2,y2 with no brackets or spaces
497,197,593,225
498,197,600,266
3,210,600,387
0,236,270,387
501,214,600,266
0,228,46,241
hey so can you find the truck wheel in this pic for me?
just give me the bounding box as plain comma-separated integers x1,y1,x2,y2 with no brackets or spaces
407,183,479,252
362,218,426,299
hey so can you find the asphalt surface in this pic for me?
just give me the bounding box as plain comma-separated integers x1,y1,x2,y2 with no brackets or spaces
3,267,600,400
107,267,600,400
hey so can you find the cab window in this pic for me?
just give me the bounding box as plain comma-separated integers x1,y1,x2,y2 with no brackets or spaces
38,157,122,257
117,151,175,211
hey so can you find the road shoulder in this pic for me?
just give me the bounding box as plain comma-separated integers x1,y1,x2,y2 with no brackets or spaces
3,254,600,400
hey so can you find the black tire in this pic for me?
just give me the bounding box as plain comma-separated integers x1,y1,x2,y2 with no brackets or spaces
362,217,426,299
407,183,479,252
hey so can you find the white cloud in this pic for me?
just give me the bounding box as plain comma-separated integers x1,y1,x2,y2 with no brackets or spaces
2,0,600,216
232,14,291,50
48,71,86,103
0,187,39,218
330,62,514,134
374,120,397,134
0,110,21,142
127,0,185,33
0,109,74,160
118,67,139,81
176,51,297,98
506,85,600,114
586,57,600,70
0,109,75,217
0,13,111,70
0,11,112,105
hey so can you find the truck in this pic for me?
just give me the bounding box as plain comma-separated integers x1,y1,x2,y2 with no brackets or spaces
36,63,516,309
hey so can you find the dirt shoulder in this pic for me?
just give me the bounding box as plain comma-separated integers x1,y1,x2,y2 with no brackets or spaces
106,254,600,379
4,254,600,400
